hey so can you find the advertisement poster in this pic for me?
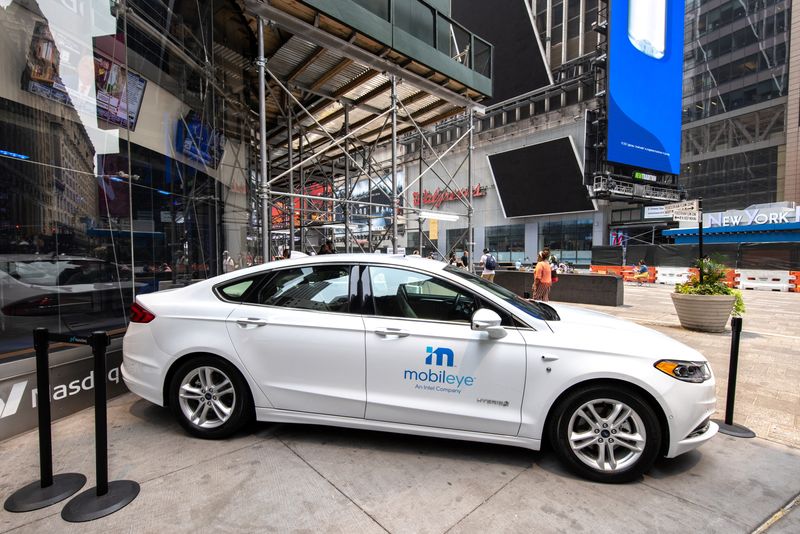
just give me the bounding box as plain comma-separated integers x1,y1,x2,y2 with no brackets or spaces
606,0,684,174
22,22,147,131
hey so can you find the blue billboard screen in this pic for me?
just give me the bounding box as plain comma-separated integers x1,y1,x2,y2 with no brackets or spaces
607,0,684,174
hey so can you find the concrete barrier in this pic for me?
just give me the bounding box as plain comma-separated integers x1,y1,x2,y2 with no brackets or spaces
493,271,624,306
656,266,693,286
738,270,796,292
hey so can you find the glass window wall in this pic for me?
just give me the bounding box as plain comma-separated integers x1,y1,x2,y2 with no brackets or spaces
0,1,256,356
538,219,593,266
485,225,525,263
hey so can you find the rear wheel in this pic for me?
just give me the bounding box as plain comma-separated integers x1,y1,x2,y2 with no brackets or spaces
548,385,661,483
169,356,252,439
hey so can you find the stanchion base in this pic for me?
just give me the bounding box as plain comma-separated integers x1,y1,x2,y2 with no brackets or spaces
713,419,756,438
61,480,140,522
4,473,86,512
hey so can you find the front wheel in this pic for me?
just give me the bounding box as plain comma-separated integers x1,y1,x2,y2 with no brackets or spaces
169,356,253,439
548,385,661,483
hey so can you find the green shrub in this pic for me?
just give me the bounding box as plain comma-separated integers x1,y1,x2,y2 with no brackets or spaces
675,258,745,317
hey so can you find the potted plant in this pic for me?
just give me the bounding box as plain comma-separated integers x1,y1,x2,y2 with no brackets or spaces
671,258,745,333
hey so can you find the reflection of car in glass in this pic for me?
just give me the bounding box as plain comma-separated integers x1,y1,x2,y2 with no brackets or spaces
123,255,717,483
0,255,145,353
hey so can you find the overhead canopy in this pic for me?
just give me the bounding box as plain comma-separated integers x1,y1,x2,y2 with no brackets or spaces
245,0,492,188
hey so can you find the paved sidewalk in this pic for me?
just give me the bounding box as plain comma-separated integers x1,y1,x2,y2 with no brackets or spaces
1,394,799,533
567,284,800,449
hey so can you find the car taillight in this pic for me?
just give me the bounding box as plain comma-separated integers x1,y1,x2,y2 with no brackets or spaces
130,302,155,323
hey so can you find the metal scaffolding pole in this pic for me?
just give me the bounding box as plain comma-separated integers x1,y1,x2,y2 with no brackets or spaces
267,145,273,260
391,75,398,253
257,17,269,262
287,94,295,251
299,131,305,252
467,109,474,272
344,105,351,253
418,135,423,255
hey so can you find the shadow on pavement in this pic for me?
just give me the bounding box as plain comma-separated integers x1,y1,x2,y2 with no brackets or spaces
269,422,536,469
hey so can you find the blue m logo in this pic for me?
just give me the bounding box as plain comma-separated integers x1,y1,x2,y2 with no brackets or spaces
425,346,454,367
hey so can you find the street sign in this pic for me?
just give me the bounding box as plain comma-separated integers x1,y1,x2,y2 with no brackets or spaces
672,212,699,223
663,200,699,213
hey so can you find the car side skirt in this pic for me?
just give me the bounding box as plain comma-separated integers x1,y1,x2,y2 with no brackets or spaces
255,408,542,451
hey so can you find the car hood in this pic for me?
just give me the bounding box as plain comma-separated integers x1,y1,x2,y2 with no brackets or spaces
543,303,706,362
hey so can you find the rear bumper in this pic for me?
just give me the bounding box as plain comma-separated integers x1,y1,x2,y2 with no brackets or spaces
121,361,164,406
121,322,169,406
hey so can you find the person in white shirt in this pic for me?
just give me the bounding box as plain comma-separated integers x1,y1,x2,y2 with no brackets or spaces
222,250,236,273
479,248,496,282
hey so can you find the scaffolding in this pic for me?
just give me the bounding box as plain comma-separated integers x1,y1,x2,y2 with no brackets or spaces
247,0,489,262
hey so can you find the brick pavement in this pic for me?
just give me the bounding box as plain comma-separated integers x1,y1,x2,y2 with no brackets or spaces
566,283,800,449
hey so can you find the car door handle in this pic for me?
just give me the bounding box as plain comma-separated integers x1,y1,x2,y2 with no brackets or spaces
541,354,560,362
374,327,410,338
236,318,268,327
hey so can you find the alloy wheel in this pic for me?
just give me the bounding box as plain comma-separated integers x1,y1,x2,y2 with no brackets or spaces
178,366,236,429
567,398,647,472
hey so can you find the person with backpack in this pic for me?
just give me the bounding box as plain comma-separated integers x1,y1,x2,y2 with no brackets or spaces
480,248,497,282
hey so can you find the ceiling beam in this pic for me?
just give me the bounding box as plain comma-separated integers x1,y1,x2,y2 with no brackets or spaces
286,46,326,82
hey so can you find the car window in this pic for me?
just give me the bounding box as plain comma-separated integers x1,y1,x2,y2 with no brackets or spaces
255,265,351,313
445,266,560,321
217,278,258,301
369,266,477,323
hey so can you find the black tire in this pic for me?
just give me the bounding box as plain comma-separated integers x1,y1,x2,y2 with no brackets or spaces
547,385,661,483
168,356,253,439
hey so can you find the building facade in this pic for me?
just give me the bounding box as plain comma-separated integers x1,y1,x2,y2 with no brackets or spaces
681,0,792,212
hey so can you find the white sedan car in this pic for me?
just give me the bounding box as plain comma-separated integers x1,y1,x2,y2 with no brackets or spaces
122,254,717,483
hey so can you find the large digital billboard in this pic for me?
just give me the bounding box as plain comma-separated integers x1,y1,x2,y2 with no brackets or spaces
488,138,594,218
607,0,684,174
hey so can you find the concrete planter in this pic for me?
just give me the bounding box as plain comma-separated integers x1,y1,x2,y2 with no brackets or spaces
671,293,735,333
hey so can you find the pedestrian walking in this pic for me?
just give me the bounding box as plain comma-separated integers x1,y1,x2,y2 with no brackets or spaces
532,251,552,301
460,249,470,270
480,248,497,282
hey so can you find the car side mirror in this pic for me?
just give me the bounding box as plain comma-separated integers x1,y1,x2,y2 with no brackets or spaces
471,308,507,339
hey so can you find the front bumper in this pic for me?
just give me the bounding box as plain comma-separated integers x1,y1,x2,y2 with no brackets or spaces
662,375,718,458
669,419,719,457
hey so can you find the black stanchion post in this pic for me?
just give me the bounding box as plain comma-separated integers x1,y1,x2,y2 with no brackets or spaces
4,329,86,512
714,317,755,438
61,332,139,522
698,197,704,284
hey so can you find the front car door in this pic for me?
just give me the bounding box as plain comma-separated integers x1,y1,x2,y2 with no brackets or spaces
363,265,527,435
224,264,366,418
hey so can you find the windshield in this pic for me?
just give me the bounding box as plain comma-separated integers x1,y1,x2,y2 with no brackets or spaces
445,266,560,321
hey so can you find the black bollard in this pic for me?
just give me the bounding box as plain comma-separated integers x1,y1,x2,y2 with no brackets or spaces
61,332,139,522
4,328,86,512
714,317,755,438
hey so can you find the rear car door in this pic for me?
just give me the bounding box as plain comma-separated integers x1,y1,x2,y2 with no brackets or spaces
363,265,527,435
224,264,366,418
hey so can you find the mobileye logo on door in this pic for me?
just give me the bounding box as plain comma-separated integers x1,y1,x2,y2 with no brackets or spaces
403,347,476,394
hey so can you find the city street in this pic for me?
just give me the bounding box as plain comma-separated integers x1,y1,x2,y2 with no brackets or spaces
1,285,798,533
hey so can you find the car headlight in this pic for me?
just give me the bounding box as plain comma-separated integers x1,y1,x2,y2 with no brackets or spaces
654,360,711,383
